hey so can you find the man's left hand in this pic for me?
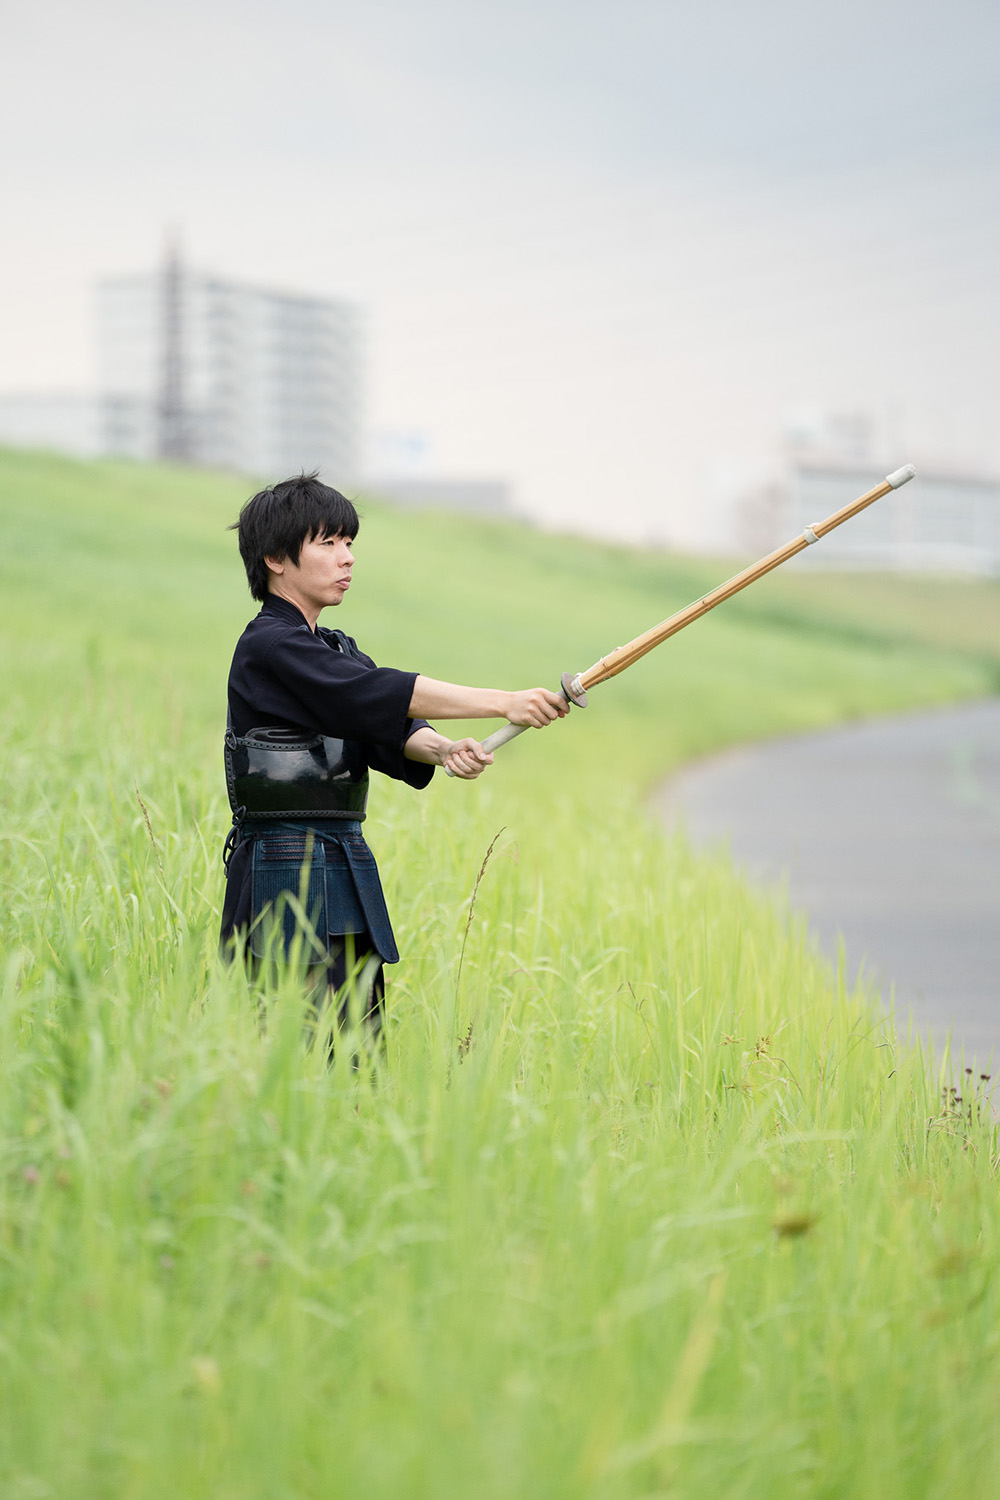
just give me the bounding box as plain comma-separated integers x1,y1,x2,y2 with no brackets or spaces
441,738,494,779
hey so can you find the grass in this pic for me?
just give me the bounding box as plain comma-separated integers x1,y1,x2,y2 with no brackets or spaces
2,446,1000,1497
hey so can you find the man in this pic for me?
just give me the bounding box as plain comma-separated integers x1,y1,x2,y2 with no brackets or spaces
221,473,568,1030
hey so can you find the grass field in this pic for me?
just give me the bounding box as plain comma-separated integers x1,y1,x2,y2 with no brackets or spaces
3,446,1000,1498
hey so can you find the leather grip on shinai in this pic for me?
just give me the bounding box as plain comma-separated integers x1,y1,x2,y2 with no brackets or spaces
480,720,530,755
443,672,587,776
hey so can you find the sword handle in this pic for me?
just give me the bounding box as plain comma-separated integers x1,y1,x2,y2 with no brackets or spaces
481,721,530,754
444,672,587,777
443,721,526,776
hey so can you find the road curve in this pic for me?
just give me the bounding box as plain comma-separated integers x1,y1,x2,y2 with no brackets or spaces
654,700,1000,1065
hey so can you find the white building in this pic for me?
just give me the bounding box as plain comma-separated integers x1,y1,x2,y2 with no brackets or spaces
735,414,1000,573
783,462,1000,573
0,392,102,458
98,252,361,481
363,477,511,516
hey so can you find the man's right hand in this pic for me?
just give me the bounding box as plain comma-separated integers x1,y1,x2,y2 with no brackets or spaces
503,688,570,728
408,675,571,724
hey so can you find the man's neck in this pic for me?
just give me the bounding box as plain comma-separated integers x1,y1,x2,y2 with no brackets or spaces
267,587,319,631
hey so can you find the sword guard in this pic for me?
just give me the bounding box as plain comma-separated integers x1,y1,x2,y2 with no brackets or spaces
561,671,588,707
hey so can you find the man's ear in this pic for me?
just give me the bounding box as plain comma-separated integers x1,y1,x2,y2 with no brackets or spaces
264,555,286,576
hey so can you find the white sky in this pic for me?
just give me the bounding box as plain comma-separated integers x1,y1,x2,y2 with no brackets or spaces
2,0,998,544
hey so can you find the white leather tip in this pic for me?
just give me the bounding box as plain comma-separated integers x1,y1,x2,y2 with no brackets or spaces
886,464,916,489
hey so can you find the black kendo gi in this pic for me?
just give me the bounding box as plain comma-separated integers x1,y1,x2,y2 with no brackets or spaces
220,594,434,1022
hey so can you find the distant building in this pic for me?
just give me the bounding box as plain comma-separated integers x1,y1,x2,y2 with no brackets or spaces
736,414,1000,573
0,392,101,458
363,428,513,519
0,254,362,480
784,461,1000,573
363,477,512,517
98,246,361,480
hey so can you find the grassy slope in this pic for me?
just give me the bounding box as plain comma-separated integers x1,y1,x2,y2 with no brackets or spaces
2,447,1000,1499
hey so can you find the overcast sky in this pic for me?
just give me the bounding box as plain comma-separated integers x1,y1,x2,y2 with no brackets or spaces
2,0,998,544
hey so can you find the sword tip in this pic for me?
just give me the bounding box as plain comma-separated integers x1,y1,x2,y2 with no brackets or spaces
886,463,916,489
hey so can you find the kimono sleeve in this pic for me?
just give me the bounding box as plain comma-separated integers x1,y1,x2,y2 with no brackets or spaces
334,633,435,788
263,626,417,744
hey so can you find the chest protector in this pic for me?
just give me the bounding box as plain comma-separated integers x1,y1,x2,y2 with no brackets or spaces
224,628,370,822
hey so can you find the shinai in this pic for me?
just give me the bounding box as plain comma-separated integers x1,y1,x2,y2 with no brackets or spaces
447,464,917,773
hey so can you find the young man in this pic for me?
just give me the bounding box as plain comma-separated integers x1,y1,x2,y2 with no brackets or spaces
221,473,568,1027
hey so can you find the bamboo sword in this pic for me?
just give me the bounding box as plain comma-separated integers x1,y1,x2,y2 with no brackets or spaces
455,464,916,769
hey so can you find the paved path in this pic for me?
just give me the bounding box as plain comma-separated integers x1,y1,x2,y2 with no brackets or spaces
655,700,1000,1064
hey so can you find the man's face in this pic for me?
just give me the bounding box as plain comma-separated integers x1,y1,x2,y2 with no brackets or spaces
266,531,355,612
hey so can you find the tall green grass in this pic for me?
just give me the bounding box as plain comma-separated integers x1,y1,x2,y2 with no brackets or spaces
2,447,1000,1498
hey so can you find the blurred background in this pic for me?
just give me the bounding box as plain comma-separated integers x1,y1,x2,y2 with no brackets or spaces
2,0,999,553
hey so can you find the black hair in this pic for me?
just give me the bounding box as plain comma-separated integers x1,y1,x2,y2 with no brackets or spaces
229,472,360,600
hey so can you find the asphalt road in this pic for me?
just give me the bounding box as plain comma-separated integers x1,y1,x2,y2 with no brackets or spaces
655,700,1000,1065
